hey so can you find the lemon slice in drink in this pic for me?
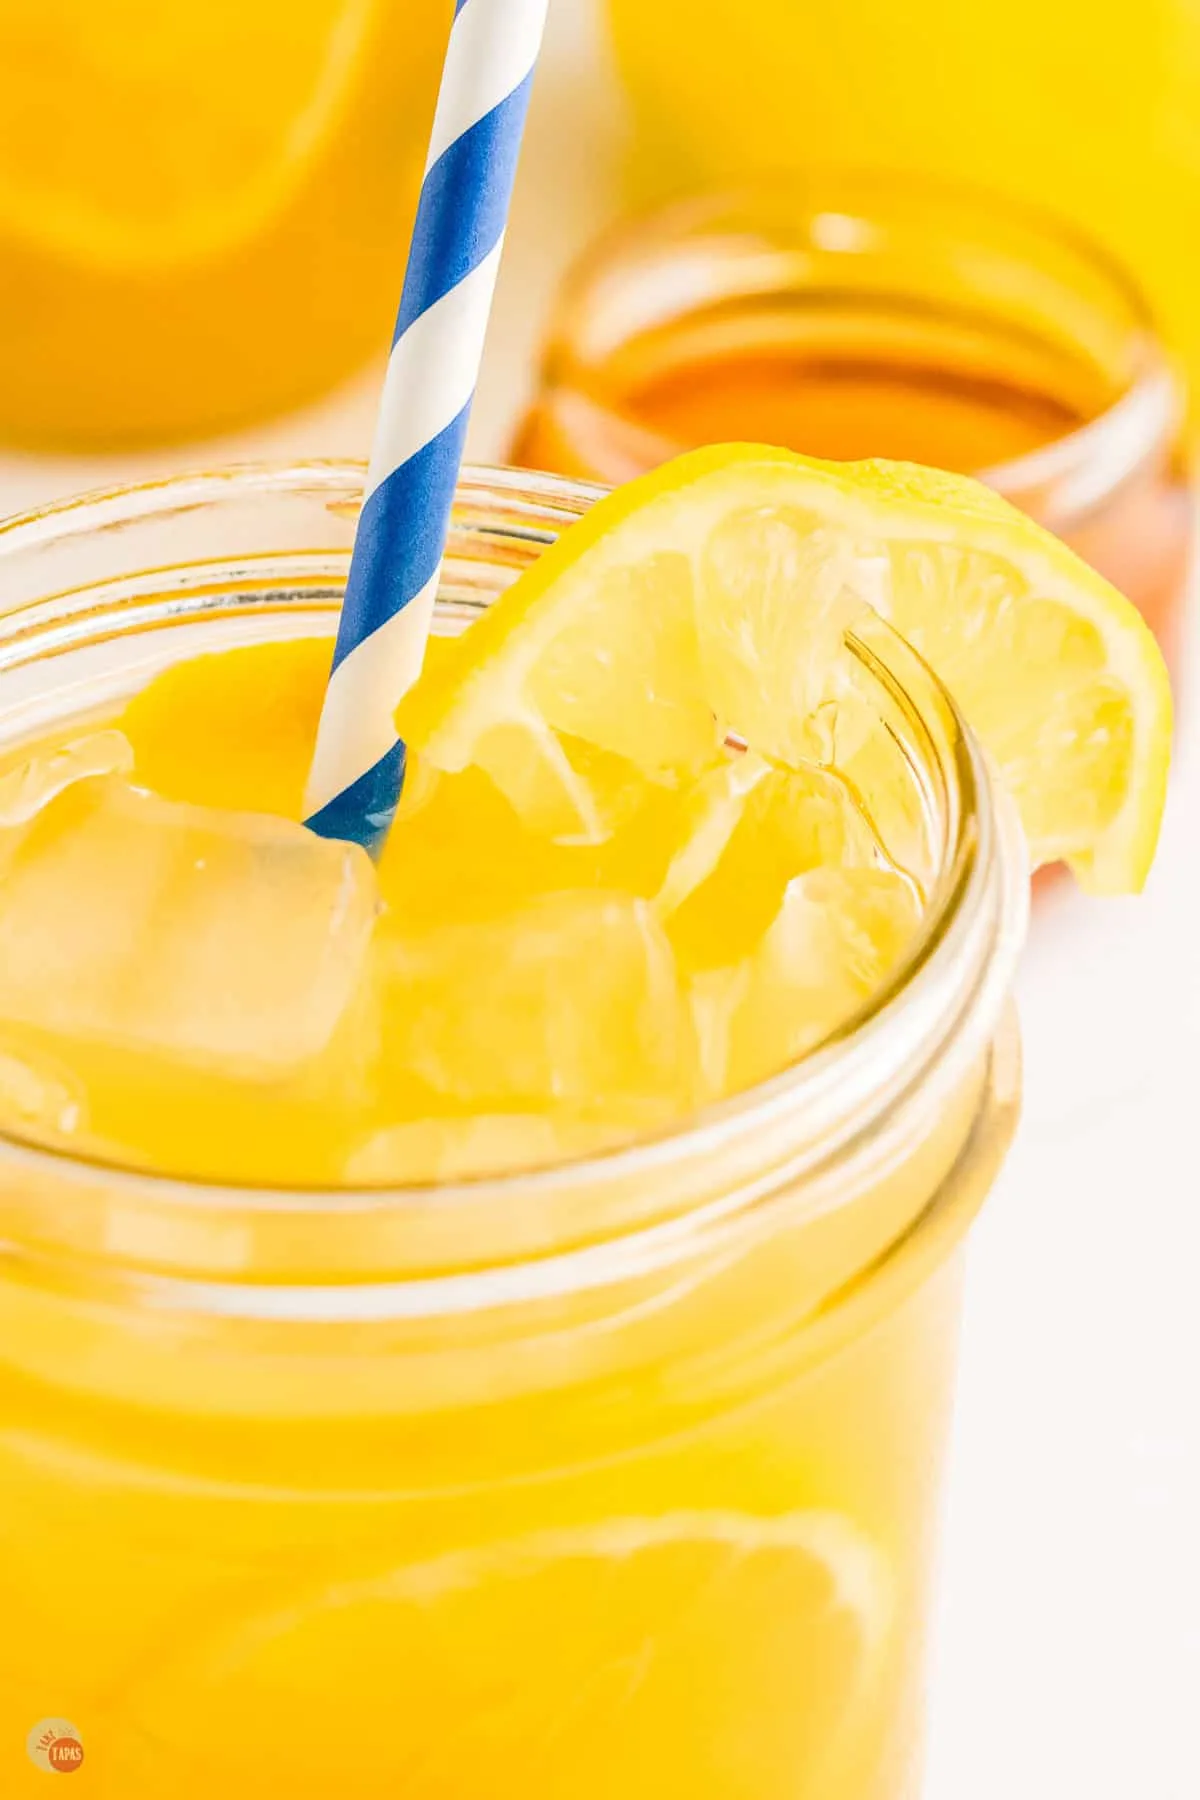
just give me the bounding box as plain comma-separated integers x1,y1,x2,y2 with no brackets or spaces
400,446,1171,893
109,1511,890,1796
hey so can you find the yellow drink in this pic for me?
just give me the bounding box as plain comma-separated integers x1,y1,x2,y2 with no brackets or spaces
606,0,1200,397
0,465,1027,1796
0,1,452,445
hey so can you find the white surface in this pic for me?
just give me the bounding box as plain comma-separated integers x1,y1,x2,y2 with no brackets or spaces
0,4,1195,1794
929,722,1200,1800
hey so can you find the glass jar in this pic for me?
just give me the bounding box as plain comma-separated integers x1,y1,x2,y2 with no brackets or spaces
0,463,1027,1800
0,1,453,447
514,177,1194,667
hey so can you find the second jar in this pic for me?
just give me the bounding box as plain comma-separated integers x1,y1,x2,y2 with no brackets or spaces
515,175,1194,668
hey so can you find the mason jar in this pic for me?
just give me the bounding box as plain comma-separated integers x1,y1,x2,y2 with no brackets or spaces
0,462,1026,1799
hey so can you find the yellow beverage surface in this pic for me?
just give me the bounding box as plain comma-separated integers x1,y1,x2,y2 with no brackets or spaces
0,637,924,1185
0,634,1012,1798
606,0,1200,401
0,0,453,444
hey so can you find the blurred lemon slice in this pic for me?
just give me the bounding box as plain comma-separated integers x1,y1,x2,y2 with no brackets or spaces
401,445,1171,894
111,1511,890,1795
0,0,382,269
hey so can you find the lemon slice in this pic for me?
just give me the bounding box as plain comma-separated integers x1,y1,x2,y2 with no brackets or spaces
0,0,384,269
401,446,1172,893
109,1511,890,1796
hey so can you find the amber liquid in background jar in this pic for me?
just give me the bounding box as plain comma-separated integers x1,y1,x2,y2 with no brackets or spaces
515,178,1195,667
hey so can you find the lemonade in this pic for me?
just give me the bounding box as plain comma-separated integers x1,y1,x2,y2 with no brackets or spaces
0,458,1167,1796
0,0,453,443
0,631,928,1184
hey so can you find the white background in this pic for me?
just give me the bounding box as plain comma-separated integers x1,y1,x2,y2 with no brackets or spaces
0,4,1196,1794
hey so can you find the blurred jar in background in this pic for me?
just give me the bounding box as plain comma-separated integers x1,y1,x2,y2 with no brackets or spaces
514,179,1194,668
605,0,1200,407
0,0,452,446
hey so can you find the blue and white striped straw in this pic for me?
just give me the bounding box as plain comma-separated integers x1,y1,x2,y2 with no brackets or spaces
304,0,550,854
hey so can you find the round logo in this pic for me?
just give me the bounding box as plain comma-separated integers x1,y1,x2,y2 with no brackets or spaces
26,1720,85,1775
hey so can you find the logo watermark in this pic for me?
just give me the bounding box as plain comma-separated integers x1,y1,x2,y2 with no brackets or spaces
26,1720,84,1776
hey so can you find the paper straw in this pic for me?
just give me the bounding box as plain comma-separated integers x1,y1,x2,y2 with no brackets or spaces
304,0,550,854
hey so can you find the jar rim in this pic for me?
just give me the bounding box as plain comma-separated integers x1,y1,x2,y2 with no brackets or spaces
0,460,1028,1313
537,168,1178,520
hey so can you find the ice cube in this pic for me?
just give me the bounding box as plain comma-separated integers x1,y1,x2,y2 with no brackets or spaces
0,776,378,1080
663,758,882,972
715,867,923,1093
374,891,695,1113
0,730,132,826
652,751,775,920
0,1040,86,1139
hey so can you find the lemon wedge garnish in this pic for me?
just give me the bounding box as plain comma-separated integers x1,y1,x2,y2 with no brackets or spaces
400,446,1171,893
